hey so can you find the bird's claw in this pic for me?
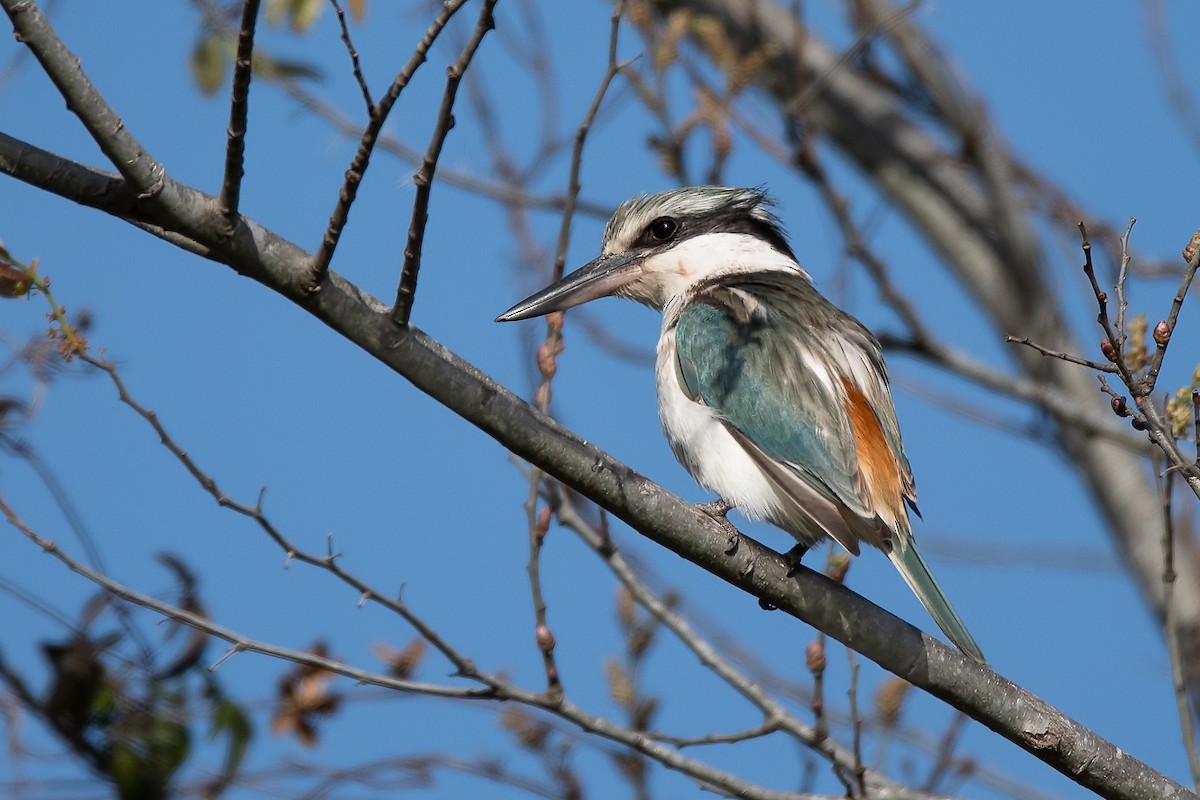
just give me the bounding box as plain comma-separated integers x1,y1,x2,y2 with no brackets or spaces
697,498,734,519
697,499,742,546
783,542,809,578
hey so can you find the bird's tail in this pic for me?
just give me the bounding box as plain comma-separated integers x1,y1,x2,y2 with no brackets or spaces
887,538,985,663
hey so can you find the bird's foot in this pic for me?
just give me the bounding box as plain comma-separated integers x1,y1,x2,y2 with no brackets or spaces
696,499,741,553
783,542,810,578
697,498,734,519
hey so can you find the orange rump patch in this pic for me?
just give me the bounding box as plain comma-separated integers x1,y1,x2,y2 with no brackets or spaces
842,380,903,522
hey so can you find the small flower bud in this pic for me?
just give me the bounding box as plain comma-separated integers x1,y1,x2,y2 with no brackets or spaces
616,587,636,629
805,639,826,675
535,624,556,654
1096,290,1107,304
1153,320,1172,346
1111,396,1131,417
875,677,911,730
536,337,563,378
1131,417,1148,431
1100,338,1118,362
1183,230,1200,264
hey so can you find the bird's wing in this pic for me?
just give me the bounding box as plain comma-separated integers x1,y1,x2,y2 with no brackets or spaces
673,273,913,551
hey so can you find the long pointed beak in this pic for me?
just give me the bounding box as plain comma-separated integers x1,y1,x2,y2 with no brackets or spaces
496,252,644,322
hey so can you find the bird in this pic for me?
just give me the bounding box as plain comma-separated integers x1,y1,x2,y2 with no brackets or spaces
496,186,984,662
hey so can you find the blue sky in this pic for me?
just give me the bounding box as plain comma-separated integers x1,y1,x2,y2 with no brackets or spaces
2,2,1198,798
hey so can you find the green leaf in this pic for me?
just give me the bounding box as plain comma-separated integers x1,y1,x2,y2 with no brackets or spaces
207,687,253,794
0,263,32,298
190,32,227,96
213,699,252,772
110,743,142,800
148,717,190,781
288,0,323,32
252,53,323,83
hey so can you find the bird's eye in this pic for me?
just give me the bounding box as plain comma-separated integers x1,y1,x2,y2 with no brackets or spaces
648,217,679,242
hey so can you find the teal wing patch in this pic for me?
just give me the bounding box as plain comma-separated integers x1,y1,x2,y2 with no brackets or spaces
673,299,863,512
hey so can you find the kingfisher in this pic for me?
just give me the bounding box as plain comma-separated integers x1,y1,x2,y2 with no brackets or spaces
497,186,984,662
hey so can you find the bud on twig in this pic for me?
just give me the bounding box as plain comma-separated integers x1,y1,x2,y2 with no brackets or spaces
536,337,563,378
1131,417,1148,431
535,624,556,654
805,639,826,675
1111,396,1131,417
875,677,911,730
1182,230,1200,264
1100,338,1118,363
1153,320,1172,347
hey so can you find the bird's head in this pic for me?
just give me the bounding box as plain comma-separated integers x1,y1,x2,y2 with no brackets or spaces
496,186,802,321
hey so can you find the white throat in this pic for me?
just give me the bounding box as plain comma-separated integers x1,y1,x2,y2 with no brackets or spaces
615,232,810,310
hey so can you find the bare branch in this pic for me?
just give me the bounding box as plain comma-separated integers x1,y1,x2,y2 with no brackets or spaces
1004,334,1117,373
1,0,168,202
1156,453,1200,790
392,0,498,326
511,3,626,704
308,0,470,290
329,0,374,115
76,351,492,687
0,492,490,700
282,76,613,217
218,0,261,226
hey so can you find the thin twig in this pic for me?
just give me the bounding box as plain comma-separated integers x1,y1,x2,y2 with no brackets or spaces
1114,219,1132,351
329,0,374,116
218,0,261,227
922,712,970,794
0,489,493,700
524,489,563,702
77,351,486,685
1155,451,1200,789
649,720,781,748
1005,334,1116,373
1078,223,1139,388
515,2,625,706
391,0,498,326
841,649,866,797
1194,390,1200,467
1143,227,1200,393
810,634,828,743
307,0,469,290
271,78,613,218
550,3,625,283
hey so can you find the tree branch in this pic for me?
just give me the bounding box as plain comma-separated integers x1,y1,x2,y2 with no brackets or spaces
391,0,497,326
217,0,262,226
308,0,469,289
2,0,172,205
